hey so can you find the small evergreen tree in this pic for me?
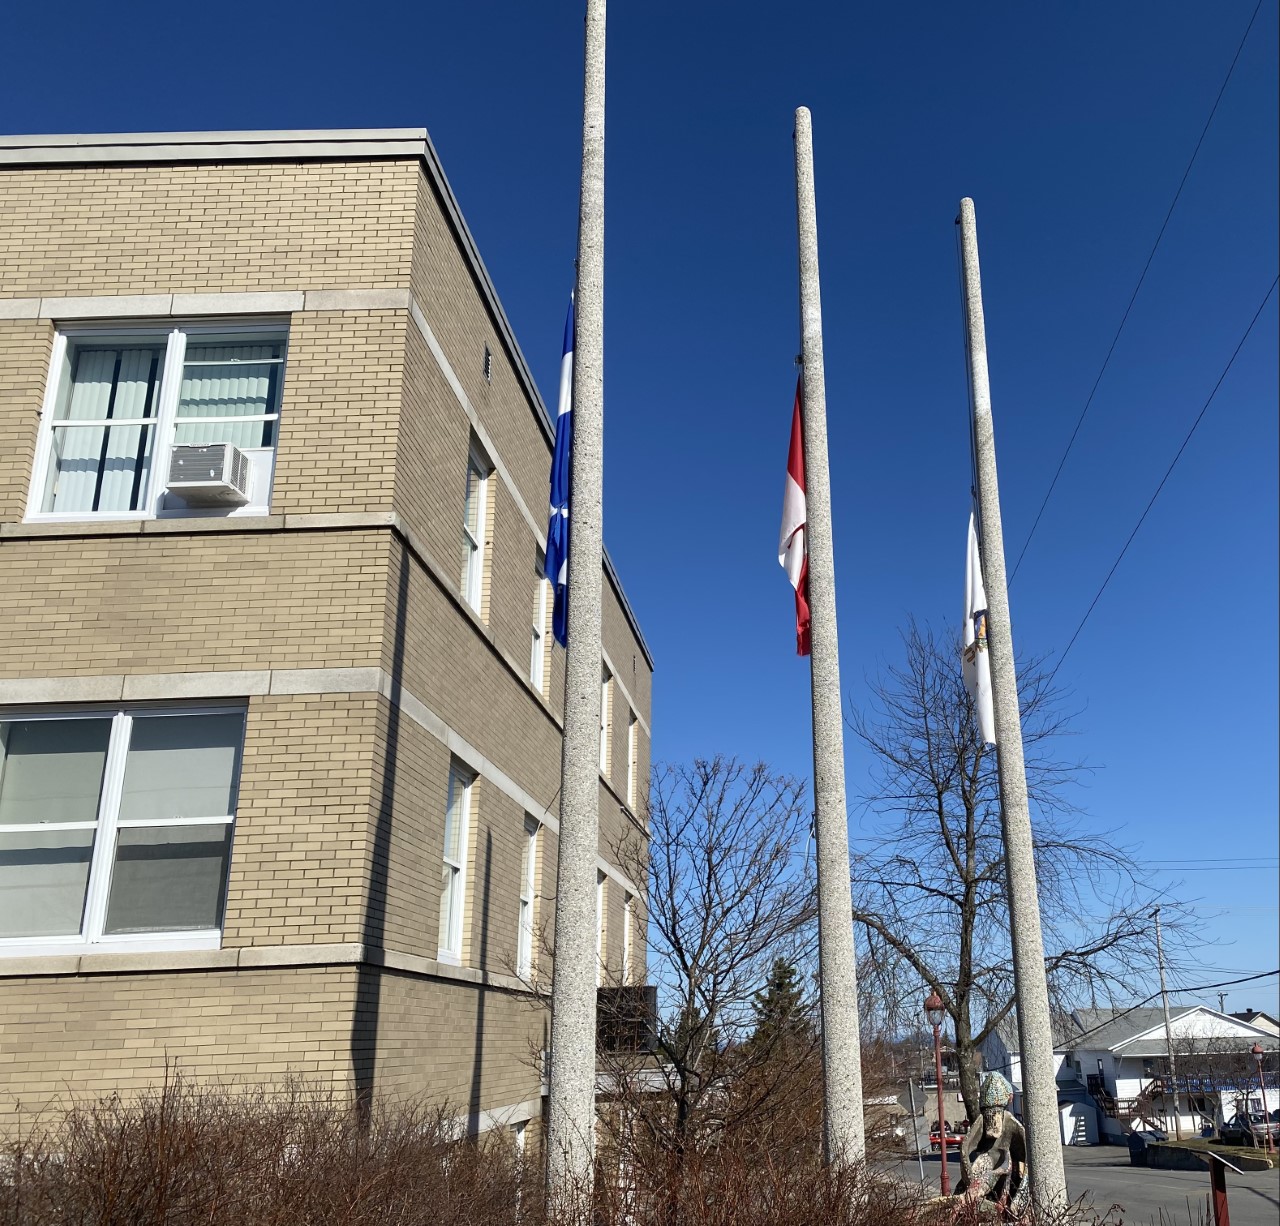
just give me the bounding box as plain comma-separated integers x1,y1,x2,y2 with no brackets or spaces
747,958,813,1055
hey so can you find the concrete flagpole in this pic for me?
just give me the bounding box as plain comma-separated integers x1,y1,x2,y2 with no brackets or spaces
793,106,866,1168
956,197,1068,1208
546,0,606,1215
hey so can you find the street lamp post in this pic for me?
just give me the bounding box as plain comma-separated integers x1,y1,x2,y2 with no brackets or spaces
926,992,952,1196
1251,1043,1274,1155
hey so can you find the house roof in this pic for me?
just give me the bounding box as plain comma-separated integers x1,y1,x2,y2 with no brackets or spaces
0,129,654,669
991,1005,1280,1058
1069,1007,1191,1051
1231,1010,1280,1036
989,1012,1081,1053
1072,1006,1280,1057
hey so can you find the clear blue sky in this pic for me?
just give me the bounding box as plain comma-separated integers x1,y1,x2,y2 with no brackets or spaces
4,2,1276,1015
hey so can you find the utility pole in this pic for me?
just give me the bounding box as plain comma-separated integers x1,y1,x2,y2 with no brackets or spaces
793,105,865,1168
545,0,606,1215
1152,905,1183,1140
956,197,1068,1208
1217,992,1228,1015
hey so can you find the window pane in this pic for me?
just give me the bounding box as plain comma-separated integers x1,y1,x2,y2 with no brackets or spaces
118,714,243,822
103,824,232,934
439,863,456,951
443,773,468,863
0,829,94,937
45,422,155,514
176,338,284,449
0,718,110,826
54,346,164,423
44,345,163,513
464,462,482,539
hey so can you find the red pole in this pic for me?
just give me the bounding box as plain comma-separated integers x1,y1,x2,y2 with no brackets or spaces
934,1021,951,1196
1209,1157,1231,1226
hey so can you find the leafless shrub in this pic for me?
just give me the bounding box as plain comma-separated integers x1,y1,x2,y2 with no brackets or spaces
0,1072,538,1226
0,1073,1130,1225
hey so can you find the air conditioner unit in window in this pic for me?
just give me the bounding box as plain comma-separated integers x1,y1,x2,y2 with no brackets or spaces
166,444,252,506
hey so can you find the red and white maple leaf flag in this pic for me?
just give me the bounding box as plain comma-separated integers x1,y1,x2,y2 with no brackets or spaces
778,377,811,656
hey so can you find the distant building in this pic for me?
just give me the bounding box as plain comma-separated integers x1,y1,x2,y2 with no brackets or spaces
1230,1009,1280,1037
982,1006,1279,1144
0,129,653,1140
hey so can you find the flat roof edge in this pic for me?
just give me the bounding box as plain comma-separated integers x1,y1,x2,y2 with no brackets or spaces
0,130,429,167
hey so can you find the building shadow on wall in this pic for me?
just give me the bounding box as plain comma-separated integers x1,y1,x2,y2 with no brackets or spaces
469,830,493,1133
351,540,410,1122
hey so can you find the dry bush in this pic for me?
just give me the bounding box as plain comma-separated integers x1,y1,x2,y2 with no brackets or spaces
0,1074,1124,1226
0,1073,539,1226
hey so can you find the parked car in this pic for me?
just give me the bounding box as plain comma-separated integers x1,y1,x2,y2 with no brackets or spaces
1218,1112,1280,1147
929,1120,965,1152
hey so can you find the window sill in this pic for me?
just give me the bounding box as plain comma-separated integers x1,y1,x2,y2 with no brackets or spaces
0,932,223,964
0,512,405,540
0,940,549,994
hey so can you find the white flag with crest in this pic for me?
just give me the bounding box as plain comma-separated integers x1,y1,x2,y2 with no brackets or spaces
964,513,997,745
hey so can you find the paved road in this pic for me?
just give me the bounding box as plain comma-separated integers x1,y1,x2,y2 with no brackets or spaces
881,1144,1280,1225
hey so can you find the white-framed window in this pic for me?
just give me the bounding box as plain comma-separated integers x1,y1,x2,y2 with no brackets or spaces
439,761,474,963
596,870,606,986
599,666,612,775
517,816,538,979
531,549,550,694
622,891,634,987
626,712,638,810
0,705,244,958
26,322,286,522
461,445,491,615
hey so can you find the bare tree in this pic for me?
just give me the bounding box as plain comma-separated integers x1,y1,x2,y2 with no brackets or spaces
848,621,1198,1118
606,757,820,1159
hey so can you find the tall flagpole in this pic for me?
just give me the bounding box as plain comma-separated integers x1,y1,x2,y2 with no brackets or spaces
546,0,606,1214
957,197,1068,1208
793,106,866,1168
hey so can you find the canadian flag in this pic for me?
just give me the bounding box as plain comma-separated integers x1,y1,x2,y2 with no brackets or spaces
778,378,811,656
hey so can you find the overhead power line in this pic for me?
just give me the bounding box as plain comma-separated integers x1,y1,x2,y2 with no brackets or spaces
1009,0,1265,584
1049,274,1279,680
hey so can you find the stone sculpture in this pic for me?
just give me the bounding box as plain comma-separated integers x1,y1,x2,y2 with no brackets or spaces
956,1072,1029,1215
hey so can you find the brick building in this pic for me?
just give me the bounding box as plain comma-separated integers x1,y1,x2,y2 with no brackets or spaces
0,129,653,1140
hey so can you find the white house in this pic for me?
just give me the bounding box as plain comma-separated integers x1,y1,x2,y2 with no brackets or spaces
981,1005,1279,1144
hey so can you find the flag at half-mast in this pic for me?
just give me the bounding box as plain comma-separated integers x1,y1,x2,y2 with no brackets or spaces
778,377,811,656
963,512,996,744
544,296,574,646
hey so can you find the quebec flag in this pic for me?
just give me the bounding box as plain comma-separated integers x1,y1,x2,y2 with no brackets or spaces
544,297,574,646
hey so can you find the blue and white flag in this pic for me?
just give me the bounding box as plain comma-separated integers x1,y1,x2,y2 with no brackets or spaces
545,296,574,646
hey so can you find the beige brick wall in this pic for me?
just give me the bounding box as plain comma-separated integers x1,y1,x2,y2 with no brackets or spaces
360,970,546,1116
0,161,418,299
225,694,381,947
0,529,390,679
0,967,359,1126
0,964,546,1130
0,320,50,521
410,174,553,533
271,310,407,516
